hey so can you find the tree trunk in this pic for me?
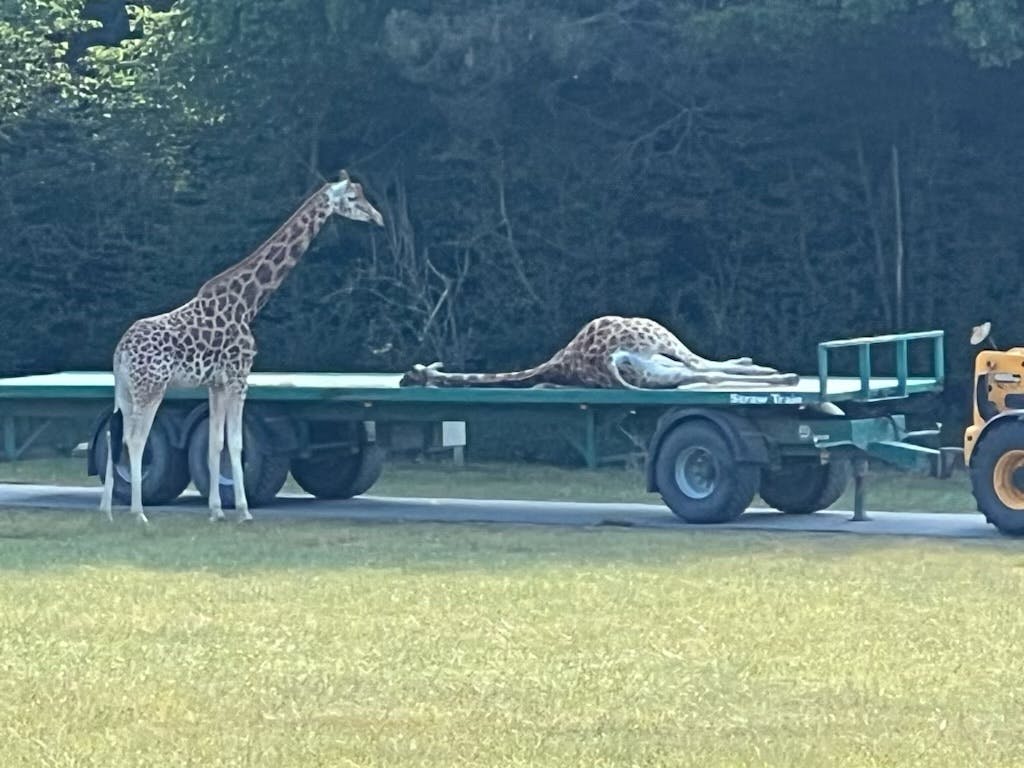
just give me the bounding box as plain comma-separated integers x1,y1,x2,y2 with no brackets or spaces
854,129,893,329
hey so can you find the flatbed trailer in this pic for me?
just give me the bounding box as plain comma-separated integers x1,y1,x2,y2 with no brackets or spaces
0,330,958,524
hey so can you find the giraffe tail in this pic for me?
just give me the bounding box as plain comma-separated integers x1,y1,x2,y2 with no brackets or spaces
107,408,124,464
99,405,122,518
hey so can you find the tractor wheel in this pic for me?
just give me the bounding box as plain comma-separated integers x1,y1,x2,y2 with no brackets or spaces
969,419,1024,535
653,419,759,524
759,459,851,514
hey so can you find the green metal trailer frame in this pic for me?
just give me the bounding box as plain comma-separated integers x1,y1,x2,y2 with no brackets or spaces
0,329,955,523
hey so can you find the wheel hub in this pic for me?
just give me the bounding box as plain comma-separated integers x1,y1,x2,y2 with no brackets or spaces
993,450,1024,509
674,446,719,499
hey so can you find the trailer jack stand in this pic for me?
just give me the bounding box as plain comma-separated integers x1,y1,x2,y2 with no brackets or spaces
851,458,870,522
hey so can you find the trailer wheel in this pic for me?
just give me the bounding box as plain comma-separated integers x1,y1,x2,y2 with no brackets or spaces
187,414,290,508
93,411,190,506
759,459,851,514
970,419,1024,535
291,444,385,499
654,420,759,524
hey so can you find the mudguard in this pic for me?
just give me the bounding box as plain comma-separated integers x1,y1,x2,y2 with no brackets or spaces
965,408,1024,467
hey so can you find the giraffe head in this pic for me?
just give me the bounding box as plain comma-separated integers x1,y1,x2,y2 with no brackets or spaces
325,170,384,226
399,361,444,386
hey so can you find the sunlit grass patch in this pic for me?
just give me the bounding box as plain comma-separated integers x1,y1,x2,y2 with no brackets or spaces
1,510,1022,766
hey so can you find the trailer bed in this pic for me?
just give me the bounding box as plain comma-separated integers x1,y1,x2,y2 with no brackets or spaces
0,370,942,406
0,330,951,520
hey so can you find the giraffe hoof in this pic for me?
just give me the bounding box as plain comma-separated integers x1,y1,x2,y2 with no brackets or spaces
237,514,253,524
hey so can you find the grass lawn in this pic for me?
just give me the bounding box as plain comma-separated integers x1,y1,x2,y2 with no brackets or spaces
1,510,1022,766
0,455,981,514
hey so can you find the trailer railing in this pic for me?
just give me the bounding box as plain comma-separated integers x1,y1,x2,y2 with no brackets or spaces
817,330,945,400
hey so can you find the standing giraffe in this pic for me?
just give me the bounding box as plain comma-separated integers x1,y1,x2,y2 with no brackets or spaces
100,171,383,524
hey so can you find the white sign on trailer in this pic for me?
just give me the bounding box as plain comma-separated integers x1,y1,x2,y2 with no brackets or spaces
729,393,804,405
442,421,467,447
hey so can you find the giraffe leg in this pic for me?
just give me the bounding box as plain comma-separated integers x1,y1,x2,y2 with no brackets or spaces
694,358,784,376
675,370,800,388
606,352,646,389
654,355,799,387
225,392,251,523
722,363,781,375
613,352,798,388
100,375,128,521
124,401,160,525
608,350,677,389
206,387,228,522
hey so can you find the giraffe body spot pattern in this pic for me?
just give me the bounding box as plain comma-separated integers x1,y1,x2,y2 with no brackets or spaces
100,171,384,525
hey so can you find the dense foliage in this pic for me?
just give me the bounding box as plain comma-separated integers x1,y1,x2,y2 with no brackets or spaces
2,0,1023,428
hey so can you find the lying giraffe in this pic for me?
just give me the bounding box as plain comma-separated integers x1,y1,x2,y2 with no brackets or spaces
400,315,798,390
101,171,383,525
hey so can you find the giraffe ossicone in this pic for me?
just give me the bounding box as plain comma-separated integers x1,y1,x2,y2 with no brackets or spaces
326,173,383,226
399,315,799,390
100,170,383,525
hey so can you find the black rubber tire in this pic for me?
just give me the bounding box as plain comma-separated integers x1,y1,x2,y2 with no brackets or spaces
187,413,290,508
93,411,190,506
654,419,759,524
759,459,851,514
969,419,1024,536
291,444,385,499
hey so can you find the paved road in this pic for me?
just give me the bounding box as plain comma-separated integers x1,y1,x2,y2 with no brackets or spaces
0,482,1005,540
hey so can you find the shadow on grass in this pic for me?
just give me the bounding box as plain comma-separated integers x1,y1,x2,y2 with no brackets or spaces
0,504,1019,575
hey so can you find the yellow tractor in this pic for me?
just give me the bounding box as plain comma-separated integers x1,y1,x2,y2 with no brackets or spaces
965,322,1024,535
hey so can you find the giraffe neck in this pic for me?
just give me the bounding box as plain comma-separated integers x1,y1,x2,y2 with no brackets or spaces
197,187,331,322
402,357,568,388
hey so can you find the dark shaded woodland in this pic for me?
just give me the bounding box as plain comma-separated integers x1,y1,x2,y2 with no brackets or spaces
2,1,1023,437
